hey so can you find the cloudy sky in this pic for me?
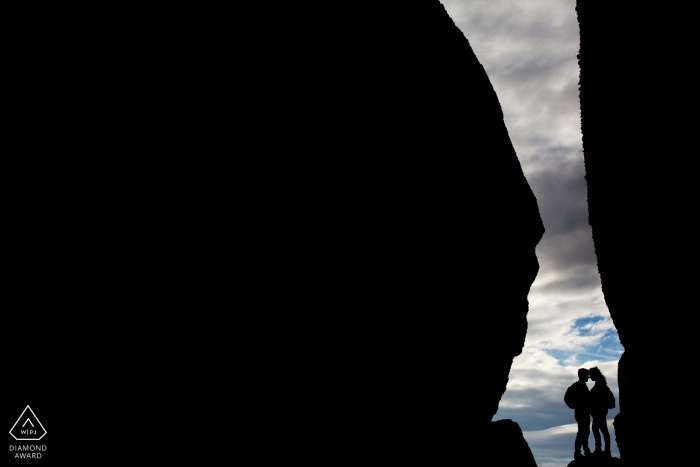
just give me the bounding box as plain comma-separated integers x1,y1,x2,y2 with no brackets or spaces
439,1,622,465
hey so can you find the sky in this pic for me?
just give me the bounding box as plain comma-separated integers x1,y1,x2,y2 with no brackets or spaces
439,1,623,465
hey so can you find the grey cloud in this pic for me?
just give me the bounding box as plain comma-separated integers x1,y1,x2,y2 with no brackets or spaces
529,160,589,236
447,0,579,47
443,0,583,162
495,55,574,87
536,231,597,274
524,146,600,301
533,266,601,296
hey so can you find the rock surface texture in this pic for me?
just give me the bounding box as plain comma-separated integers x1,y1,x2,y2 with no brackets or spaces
576,1,693,465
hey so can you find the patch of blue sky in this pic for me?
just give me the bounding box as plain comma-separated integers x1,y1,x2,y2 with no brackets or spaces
599,332,623,353
549,350,618,366
550,350,600,366
572,316,623,350
547,337,622,365
573,316,604,335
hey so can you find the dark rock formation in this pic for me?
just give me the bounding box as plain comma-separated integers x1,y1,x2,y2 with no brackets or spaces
274,1,544,464
485,419,539,467
7,1,543,463
576,1,693,465
225,1,545,462
567,455,622,466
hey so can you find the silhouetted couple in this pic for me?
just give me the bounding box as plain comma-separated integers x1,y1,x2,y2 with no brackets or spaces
565,367,615,460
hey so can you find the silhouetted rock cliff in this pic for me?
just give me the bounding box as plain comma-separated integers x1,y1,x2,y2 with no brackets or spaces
6,2,544,463
226,2,545,462
276,3,543,462
486,420,539,467
169,1,544,462
577,1,693,465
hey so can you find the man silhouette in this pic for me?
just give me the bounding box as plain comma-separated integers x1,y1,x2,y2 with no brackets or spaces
567,368,592,460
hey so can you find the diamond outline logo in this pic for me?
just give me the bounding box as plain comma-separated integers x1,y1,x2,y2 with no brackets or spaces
9,406,47,441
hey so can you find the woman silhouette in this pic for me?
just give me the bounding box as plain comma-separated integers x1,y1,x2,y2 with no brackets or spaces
588,367,611,457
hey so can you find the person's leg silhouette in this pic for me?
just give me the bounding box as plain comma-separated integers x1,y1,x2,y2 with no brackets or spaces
593,414,610,455
592,416,601,451
574,410,591,458
592,414,611,456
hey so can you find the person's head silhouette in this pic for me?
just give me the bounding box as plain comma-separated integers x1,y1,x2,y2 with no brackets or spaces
589,367,606,384
578,368,590,382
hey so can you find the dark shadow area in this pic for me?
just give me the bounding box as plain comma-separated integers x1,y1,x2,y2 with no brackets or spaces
567,454,623,467
243,3,546,461
484,419,538,467
7,1,547,463
577,1,694,465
